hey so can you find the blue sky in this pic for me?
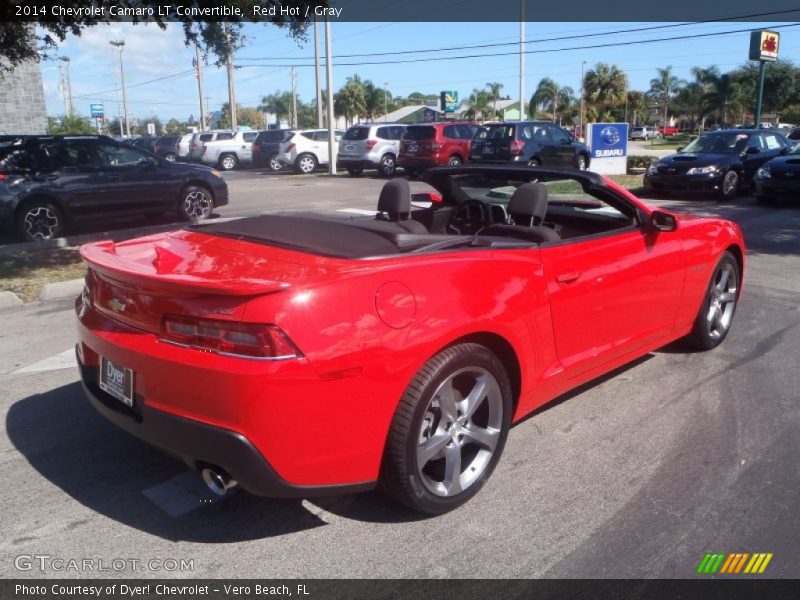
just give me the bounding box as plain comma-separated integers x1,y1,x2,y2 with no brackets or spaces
40,20,800,122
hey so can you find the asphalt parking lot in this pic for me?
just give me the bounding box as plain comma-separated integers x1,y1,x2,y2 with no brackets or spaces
1,170,798,578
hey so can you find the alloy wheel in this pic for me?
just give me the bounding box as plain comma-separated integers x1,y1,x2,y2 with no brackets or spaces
707,262,738,340
577,155,588,170
221,155,236,170
416,367,503,497
23,206,60,240
183,190,213,220
299,156,316,173
269,156,283,171
381,155,396,176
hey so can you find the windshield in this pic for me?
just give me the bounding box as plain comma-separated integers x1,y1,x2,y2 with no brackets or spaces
682,132,750,154
790,143,800,155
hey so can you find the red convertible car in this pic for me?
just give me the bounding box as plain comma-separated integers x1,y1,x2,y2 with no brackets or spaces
76,166,744,514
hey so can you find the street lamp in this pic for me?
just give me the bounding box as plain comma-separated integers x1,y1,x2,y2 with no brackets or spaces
109,40,130,137
579,60,587,139
58,56,73,117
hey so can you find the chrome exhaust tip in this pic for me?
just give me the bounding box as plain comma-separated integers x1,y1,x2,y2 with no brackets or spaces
201,467,238,496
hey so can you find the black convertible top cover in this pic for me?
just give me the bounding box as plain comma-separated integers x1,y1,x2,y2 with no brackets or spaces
190,213,406,259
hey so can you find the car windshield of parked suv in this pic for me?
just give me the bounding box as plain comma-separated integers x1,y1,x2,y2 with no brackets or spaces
343,127,370,141
474,125,515,141
682,132,750,154
404,126,436,141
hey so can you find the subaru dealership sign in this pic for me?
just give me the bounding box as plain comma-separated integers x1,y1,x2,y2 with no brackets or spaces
586,123,628,175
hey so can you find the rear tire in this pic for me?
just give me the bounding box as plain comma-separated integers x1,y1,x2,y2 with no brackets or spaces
379,154,397,177
17,200,65,241
684,251,740,350
380,343,512,514
405,168,421,179
218,153,238,171
576,154,588,170
178,185,214,222
164,153,177,163
756,195,775,204
448,155,463,167
347,167,364,177
527,158,542,167
295,153,318,174
269,155,283,172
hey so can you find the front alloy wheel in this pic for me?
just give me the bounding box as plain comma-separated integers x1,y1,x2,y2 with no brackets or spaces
685,251,740,350
380,343,511,514
576,154,588,170
721,170,739,200
18,202,64,241
219,154,238,171
179,186,214,221
295,153,318,174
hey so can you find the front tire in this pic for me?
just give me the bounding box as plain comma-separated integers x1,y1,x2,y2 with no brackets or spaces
527,158,542,167
380,343,512,514
218,153,238,171
447,155,463,167
684,251,740,350
347,167,364,177
17,200,65,241
178,185,214,222
720,170,739,201
294,153,318,174
164,153,177,163
576,154,588,170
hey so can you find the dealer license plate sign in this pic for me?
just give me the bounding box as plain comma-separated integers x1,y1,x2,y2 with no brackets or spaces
99,356,135,407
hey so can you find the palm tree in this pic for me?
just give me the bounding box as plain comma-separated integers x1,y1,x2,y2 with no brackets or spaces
583,63,628,122
649,66,685,127
530,78,575,123
690,66,720,131
260,92,291,127
333,75,366,126
464,88,490,121
703,73,742,127
625,91,650,126
485,82,504,119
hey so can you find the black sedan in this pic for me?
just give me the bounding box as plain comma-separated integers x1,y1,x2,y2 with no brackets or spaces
755,143,800,203
644,129,792,200
0,135,228,241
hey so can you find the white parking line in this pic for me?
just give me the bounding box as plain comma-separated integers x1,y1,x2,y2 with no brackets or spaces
14,349,76,374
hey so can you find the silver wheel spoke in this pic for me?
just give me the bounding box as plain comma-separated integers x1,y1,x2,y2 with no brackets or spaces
461,424,499,451
437,380,459,421
707,303,718,324
718,291,736,303
717,267,730,291
417,431,449,466
461,376,488,420
442,443,462,495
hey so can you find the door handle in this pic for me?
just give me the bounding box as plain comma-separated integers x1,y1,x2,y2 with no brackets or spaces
556,271,580,284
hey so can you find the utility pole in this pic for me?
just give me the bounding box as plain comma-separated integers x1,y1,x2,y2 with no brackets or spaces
58,57,73,116
325,18,336,175
194,42,206,131
384,81,388,122
314,18,323,128
519,0,525,120
110,41,130,137
225,23,238,130
579,60,587,139
290,66,298,128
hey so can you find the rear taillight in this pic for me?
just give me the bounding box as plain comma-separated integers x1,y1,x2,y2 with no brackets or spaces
0,173,6,182
365,139,377,151
175,143,180,151
285,143,296,153
252,145,262,152
510,139,525,155
161,315,301,360
191,142,198,149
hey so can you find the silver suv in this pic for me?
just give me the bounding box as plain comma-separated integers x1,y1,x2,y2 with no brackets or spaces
629,126,658,141
337,124,407,177
188,130,234,162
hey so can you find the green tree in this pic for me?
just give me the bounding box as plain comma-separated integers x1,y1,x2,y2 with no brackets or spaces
133,116,163,136
703,73,743,126
486,82,504,119
729,60,799,121
47,114,96,135
648,65,685,126
259,92,293,128
334,75,366,126
165,118,184,134
530,78,575,123
464,88,490,120
626,91,651,126
583,63,628,122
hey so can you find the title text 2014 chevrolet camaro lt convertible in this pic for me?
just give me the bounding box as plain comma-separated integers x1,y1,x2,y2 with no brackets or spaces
76,166,744,514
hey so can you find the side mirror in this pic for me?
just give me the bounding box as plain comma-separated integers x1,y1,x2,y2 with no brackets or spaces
650,210,677,232
676,146,684,153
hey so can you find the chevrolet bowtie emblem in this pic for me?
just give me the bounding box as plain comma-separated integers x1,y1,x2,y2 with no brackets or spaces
108,298,127,313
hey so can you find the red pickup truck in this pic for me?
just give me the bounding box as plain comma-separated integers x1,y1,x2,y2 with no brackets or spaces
659,126,681,136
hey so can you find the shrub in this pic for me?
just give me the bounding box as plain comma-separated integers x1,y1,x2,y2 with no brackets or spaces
628,155,657,169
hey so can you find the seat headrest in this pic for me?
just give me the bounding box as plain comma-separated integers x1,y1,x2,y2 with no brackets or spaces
378,178,412,216
508,182,548,225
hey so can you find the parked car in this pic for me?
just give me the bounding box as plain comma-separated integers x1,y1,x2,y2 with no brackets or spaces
252,129,294,171
397,122,478,177
153,135,182,162
643,129,792,200
337,123,407,177
659,126,681,137
201,130,260,171
787,128,800,141
188,130,234,162
276,128,345,174
176,133,194,161
76,165,744,513
469,121,591,170
129,137,157,152
755,142,800,203
629,126,658,141
0,135,228,241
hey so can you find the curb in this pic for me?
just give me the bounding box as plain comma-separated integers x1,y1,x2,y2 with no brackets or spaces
0,291,23,310
39,279,84,302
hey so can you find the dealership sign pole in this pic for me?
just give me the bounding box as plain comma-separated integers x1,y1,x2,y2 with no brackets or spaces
749,30,779,127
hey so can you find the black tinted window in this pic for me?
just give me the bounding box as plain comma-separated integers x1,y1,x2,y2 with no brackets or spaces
257,130,292,143
476,125,514,141
343,127,369,141
404,126,436,141
216,132,234,141
199,134,213,142
243,132,258,142
95,143,148,166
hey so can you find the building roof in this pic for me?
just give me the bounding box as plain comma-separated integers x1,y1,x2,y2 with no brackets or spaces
375,104,444,122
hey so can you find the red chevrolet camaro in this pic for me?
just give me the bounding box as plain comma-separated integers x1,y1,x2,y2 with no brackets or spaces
75,166,744,514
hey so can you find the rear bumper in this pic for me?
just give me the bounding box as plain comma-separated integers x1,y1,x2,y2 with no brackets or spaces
398,156,438,169
78,349,375,498
337,157,378,170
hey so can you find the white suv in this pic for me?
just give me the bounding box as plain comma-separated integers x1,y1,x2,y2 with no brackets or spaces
629,126,658,141
188,130,234,162
337,124,407,176
201,130,259,170
277,129,345,174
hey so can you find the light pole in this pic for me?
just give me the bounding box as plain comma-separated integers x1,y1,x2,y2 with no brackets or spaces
109,41,130,137
579,60,587,139
384,81,388,122
58,57,73,117
519,0,525,121
324,17,336,175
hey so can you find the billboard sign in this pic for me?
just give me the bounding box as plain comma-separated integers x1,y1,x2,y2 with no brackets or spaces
89,103,104,118
749,30,780,62
440,91,459,112
585,123,629,175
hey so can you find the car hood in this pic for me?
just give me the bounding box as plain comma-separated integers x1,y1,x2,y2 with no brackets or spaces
764,155,800,171
173,161,217,175
657,153,739,168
